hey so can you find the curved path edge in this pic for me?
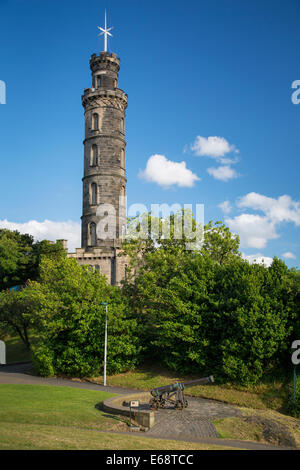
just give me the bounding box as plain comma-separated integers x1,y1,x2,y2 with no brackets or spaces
0,363,140,394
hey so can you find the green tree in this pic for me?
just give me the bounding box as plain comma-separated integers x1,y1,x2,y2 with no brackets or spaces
121,214,240,282
0,287,40,349
0,229,65,291
122,215,293,385
285,268,300,340
202,220,241,264
28,256,141,377
0,230,34,290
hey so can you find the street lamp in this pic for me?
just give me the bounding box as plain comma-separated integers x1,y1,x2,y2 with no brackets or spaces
101,302,108,386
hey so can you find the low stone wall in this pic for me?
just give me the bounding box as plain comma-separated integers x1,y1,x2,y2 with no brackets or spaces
103,392,155,429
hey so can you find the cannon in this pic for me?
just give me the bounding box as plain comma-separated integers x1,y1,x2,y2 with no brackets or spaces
149,376,214,410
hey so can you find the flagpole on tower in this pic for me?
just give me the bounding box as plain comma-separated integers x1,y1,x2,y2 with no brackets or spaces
97,10,114,52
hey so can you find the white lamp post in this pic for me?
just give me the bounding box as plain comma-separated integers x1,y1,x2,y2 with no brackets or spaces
101,302,108,386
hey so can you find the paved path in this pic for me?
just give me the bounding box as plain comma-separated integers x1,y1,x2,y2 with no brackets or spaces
147,397,241,440
0,363,139,395
0,363,296,450
100,429,290,450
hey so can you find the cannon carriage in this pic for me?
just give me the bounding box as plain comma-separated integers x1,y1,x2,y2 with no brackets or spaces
149,376,214,410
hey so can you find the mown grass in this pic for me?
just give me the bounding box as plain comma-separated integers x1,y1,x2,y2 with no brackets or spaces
214,417,264,442
0,384,231,450
0,422,233,450
0,384,121,430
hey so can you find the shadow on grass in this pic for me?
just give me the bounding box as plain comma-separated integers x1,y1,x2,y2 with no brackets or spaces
95,402,130,426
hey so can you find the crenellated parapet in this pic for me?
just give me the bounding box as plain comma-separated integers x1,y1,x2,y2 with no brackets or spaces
90,52,120,73
82,88,128,112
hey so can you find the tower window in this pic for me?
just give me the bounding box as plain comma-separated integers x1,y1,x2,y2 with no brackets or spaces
91,144,98,166
92,113,99,130
121,117,124,133
91,183,98,205
90,222,97,246
97,76,102,88
121,149,125,168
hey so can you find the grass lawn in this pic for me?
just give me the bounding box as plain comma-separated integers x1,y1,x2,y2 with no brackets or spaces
214,417,264,442
0,422,233,450
0,384,230,450
0,384,120,430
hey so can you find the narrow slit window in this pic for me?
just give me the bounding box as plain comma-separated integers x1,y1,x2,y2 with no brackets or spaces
91,145,98,166
90,223,97,246
91,183,97,205
92,113,99,130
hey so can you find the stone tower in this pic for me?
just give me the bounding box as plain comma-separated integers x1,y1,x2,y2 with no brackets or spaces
68,51,128,285
82,52,128,248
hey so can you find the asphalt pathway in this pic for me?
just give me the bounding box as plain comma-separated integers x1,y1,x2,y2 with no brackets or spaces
0,362,139,394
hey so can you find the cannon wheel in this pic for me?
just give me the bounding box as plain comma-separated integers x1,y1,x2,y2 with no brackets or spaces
149,398,158,410
175,401,184,410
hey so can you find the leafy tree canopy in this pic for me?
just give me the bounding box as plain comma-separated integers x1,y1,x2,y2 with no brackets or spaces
0,229,65,291
121,212,298,385
27,256,142,377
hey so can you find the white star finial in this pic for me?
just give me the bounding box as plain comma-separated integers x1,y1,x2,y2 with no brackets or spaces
97,10,113,52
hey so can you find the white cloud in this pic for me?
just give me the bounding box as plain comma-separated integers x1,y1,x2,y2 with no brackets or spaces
282,251,296,260
207,165,239,182
225,214,278,249
218,156,239,165
139,154,200,188
242,253,273,267
190,136,239,160
219,200,232,214
237,192,300,225
0,219,81,252
225,192,300,251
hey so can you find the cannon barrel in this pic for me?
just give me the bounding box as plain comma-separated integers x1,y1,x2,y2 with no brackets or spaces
150,376,214,397
183,375,214,388
150,382,183,397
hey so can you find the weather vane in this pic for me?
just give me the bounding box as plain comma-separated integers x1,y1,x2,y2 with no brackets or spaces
97,10,113,52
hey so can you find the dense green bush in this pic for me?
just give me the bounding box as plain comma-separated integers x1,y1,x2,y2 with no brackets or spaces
28,257,142,377
296,373,300,404
287,371,300,417
32,345,55,377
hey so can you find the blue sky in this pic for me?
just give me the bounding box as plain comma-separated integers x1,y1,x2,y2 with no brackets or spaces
0,0,299,266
